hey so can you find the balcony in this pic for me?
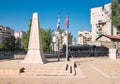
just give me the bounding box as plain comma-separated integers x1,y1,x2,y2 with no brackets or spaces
98,20,106,25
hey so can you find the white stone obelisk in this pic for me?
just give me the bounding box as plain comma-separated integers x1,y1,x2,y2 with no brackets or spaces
22,12,46,64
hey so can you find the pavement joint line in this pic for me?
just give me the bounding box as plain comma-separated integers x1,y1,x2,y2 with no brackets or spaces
108,75,120,79
88,63,110,78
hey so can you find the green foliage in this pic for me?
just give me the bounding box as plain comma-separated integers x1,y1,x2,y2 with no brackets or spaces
2,35,16,51
15,38,21,50
22,31,30,52
0,35,23,52
112,0,120,31
0,44,3,48
22,19,31,52
41,28,54,52
0,44,4,51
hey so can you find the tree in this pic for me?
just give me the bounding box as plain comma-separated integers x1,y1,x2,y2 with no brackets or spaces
2,35,16,51
41,28,54,53
22,19,31,52
112,0,120,31
0,44,4,51
15,38,21,50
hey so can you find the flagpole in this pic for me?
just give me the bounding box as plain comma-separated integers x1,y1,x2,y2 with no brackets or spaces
65,13,69,61
66,28,69,61
57,13,60,61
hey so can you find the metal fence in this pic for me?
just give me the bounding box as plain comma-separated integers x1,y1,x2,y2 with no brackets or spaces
0,49,109,60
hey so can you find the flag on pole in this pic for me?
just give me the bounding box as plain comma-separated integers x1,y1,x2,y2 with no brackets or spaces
57,16,60,30
65,16,69,29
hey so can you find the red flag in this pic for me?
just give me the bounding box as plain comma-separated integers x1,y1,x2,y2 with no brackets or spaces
65,16,69,29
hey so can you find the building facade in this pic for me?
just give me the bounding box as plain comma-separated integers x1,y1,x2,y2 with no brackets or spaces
78,30,92,45
96,35,120,48
14,30,26,48
91,3,117,41
14,30,26,39
0,25,14,44
52,31,72,51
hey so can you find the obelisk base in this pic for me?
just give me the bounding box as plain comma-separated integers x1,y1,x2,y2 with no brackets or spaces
22,50,46,64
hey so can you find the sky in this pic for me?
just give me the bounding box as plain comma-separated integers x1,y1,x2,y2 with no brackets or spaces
0,0,111,38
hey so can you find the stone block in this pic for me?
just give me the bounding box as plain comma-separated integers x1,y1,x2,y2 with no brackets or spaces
109,48,116,60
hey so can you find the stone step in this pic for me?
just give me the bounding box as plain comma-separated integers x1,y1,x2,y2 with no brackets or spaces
20,62,76,76
23,66,70,74
24,69,68,73
23,63,67,70
23,70,69,74
21,68,73,76
24,67,66,70
21,71,72,76
23,62,67,67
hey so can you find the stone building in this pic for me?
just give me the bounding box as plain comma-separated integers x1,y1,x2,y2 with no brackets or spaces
0,25,14,44
78,30,92,45
52,31,73,51
14,30,26,39
14,30,26,48
91,3,117,41
96,35,120,48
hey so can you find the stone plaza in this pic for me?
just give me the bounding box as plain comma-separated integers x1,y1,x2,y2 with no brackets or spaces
0,57,120,84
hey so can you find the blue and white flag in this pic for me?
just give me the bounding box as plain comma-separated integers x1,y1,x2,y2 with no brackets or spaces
57,17,60,30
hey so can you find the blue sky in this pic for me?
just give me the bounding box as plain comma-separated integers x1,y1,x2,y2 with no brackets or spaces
0,0,111,37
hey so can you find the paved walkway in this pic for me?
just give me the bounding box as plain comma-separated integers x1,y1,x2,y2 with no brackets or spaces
0,57,120,84
76,57,120,84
